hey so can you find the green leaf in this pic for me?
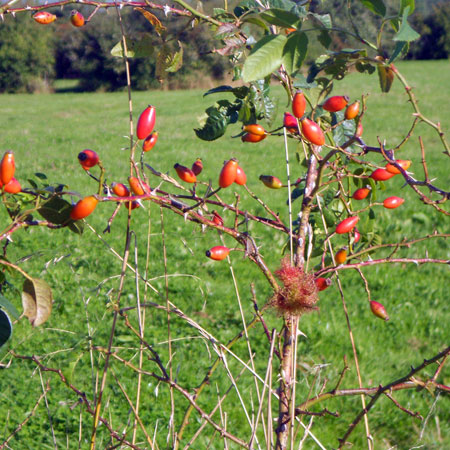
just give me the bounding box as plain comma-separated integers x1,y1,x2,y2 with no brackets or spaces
234,0,259,17
0,309,12,349
389,41,409,62
393,7,420,42
282,32,308,75
293,74,317,89
267,0,299,11
310,13,332,29
359,0,386,17
22,278,53,327
195,107,229,141
400,0,415,15
0,294,20,320
241,17,270,32
260,9,302,28
110,36,154,58
38,196,72,225
242,34,287,82
203,85,249,99
318,30,332,49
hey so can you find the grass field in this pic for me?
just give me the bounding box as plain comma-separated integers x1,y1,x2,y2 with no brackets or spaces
0,60,449,449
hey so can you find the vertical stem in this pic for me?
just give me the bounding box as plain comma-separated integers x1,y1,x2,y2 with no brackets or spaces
283,127,294,265
160,206,176,446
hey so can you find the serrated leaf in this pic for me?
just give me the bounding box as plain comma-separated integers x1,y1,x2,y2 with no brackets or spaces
111,36,154,59
393,6,420,42
242,34,287,82
0,294,20,319
359,0,386,17
22,278,53,327
194,107,228,141
260,9,302,28
0,309,12,348
282,32,308,75
38,196,72,225
134,8,166,36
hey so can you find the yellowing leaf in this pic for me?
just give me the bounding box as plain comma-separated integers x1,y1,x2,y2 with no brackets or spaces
134,7,166,36
22,278,53,327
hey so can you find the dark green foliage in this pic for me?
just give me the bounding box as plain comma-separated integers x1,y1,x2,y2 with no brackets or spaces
0,14,55,93
407,2,450,59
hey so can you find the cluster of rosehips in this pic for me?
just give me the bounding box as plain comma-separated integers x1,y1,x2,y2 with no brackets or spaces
33,10,85,27
0,151,21,194
240,91,362,147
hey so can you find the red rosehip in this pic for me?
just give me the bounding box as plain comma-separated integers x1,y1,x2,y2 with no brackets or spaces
0,151,15,186
211,211,224,226
111,182,130,197
315,277,332,291
206,246,230,261
70,10,85,27
344,101,360,120
136,105,156,140
235,165,247,185
335,249,347,265
383,196,404,209
283,112,299,134
322,95,349,112
370,168,396,181
78,149,99,170
70,196,98,220
129,176,150,196
370,300,389,321
33,11,57,25
300,118,325,146
219,159,238,188
4,177,21,194
336,216,359,234
142,132,158,152
385,159,411,174
242,124,266,137
352,187,371,200
174,163,197,184
191,158,203,176
241,132,266,143
292,91,306,118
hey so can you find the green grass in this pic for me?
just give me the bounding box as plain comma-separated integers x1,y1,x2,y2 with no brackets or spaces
0,60,449,449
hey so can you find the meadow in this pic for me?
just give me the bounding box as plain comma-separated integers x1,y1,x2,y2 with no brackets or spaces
0,60,449,449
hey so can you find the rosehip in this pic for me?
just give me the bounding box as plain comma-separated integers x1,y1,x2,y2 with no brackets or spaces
352,187,371,200
32,11,57,25
345,101,360,120
336,216,359,234
259,175,283,189
129,176,150,196
235,165,247,185
136,105,156,140
356,122,363,137
70,196,98,220
205,246,230,261
314,277,332,291
370,300,389,321
385,159,411,174
242,124,266,137
211,211,224,226
300,118,325,146
78,149,99,170
174,163,197,183
322,95,349,112
128,200,140,210
4,177,21,194
191,158,203,176
283,112,299,134
370,168,396,181
111,182,130,197
383,196,404,209
241,132,266,143
70,10,85,27
292,91,306,118
142,132,158,152
0,151,15,185
353,228,361,243
219,159,238,188
335,249,347,265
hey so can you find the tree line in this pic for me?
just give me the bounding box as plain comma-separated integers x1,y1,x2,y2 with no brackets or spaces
0,1,448,93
